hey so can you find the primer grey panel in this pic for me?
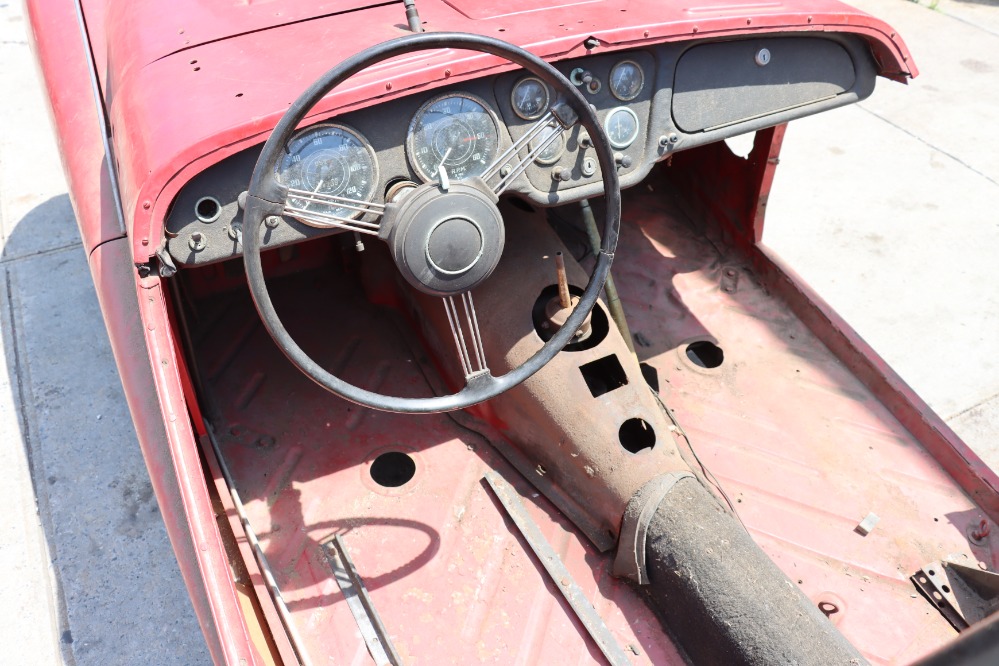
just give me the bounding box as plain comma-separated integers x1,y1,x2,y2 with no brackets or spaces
672,38,856,133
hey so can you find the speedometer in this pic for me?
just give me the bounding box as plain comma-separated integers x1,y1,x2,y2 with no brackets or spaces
407,93,500,183
275,124,378,227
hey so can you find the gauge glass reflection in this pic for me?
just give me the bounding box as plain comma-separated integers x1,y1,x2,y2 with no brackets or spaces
407,93,500,183
511,77,549,120
530,125,564,165
609,60,644,101
604,107,640,149
275,124,377,226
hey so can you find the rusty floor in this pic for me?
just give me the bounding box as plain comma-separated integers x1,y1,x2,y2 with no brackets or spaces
192,184,989,664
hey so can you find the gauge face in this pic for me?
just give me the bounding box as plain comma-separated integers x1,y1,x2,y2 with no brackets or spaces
407,93,501,183
609,60,644,101
511,77,549,120
530,125,564,165
275,124,377,226
604,107,640,149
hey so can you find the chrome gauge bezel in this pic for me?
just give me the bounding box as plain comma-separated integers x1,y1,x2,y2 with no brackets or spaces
406,92,502,184
510,76,550,120
604,107,640,149
609,60,645,102
275,123,380,228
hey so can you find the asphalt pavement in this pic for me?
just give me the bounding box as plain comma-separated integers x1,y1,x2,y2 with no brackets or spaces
1,0,997,663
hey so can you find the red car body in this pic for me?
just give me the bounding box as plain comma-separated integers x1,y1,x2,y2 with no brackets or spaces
26,0,999,664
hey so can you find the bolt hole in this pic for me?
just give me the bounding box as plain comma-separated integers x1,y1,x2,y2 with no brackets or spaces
942,585,951,593
235,93,243,98
193,66,201,71
370,451,416,488
818,601,839,617
686,341,724,368
498,27,506,32
928,569,936,576
195,196,222,223
190,59,197,65
619,418,656,453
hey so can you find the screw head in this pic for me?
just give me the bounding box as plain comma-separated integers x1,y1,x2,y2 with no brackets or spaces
265,216,281,229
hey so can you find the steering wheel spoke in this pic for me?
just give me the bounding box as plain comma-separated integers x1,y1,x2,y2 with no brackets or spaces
443,292,489,380
481,102,578,196
283,188,385,235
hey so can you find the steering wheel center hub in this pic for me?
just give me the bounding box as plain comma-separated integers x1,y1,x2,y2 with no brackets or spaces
382,180,504,296
426,216,484,275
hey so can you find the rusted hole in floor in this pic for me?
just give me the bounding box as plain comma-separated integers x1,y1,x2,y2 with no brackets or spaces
370,451,416,487
686,341,724,368
619,418,656,453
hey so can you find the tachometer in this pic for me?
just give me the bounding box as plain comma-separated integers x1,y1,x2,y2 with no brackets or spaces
407,93,500,183
275,124,378,227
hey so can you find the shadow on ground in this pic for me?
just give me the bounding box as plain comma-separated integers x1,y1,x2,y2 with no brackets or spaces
0,195,209,665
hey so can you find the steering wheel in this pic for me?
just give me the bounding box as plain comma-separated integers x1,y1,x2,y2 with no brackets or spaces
243,32,621,413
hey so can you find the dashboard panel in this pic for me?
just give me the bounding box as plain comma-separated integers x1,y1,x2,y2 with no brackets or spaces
165,34,876,267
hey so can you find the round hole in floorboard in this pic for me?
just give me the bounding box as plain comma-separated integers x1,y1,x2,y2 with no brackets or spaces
685,340,724,368
619,418,656,453
370,451,416,487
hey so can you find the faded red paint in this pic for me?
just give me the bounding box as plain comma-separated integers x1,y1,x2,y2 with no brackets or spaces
70,0,915,264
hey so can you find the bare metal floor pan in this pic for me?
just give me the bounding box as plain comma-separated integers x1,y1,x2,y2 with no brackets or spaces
193,185,983,664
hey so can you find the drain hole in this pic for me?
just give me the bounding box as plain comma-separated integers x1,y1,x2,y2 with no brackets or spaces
580,354,628,397
686,340,724,368
370,451,416,487
195,196,222,223
619,418,656,453
818,601,840,617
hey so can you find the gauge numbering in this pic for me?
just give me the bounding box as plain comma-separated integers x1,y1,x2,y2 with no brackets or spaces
407,93,501,183
276,124,378,227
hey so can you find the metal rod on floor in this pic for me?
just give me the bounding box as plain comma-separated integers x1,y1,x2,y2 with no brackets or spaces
484,472,633,666
205,425,315,666
580,199,636,355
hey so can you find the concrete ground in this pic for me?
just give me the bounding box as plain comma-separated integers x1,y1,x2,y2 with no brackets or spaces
0,0,996,663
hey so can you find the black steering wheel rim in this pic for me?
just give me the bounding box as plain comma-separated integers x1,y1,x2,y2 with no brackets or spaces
243,31,621,413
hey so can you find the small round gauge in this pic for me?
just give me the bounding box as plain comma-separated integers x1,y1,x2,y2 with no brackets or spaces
275,124,378,227
511,77,549,120
530,126,564,165
609,60,644,101
604,107,640,149
407,93,501,183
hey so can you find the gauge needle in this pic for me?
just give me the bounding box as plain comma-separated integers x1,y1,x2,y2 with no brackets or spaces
302,178,325,211
437,147,452,191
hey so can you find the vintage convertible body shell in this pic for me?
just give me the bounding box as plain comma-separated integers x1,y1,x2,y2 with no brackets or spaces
26,0,999,664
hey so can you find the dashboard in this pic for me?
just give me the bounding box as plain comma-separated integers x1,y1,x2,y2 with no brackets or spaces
166,34,875,267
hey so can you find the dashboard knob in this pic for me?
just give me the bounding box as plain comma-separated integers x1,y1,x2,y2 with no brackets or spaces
552,166,572,182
